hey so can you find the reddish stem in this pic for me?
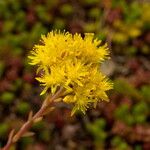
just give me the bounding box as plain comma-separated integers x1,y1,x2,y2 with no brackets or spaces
1,88,64,150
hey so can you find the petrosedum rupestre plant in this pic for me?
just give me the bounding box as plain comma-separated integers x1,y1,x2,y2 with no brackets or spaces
1,31,113,150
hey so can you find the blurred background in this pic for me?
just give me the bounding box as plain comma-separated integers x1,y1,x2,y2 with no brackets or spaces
0,0,150,150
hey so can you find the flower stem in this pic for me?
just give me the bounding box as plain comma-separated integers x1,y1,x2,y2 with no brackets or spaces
1,87,64,150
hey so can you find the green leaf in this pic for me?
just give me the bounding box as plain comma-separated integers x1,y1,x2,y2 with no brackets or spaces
114,79,142,100
1,92,15,104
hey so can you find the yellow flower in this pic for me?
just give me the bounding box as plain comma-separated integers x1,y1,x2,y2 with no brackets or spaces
29,30,113,115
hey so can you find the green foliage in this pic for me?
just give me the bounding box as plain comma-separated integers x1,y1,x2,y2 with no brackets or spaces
12,79,23,92
20,137,34,149
0,61,5,78
88,8,101,19
114,79,142,100
32,121,50,142
39,129,51,142
127,46,137,55
141,85,150,101
0,123,9,137
84,22,99,32
132,102,148,124
16,102,30,115
2,21,15,33
112,0,127,9
115,104,134,126
124,2,141,23
0,92,15,104
115,102,148,125
35,5,52,23
32,120,45,131
111,136,130,150
86,118,107,144
53,18,66,30
82,0,100,5
134,145,142,150
60,4,74,16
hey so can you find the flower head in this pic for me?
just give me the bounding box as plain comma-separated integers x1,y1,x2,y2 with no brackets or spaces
29,30,113,115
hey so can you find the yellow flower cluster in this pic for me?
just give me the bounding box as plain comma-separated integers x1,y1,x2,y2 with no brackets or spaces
29,31,113,115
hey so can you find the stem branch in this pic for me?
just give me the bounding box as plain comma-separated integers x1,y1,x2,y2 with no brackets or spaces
1,87,64,150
